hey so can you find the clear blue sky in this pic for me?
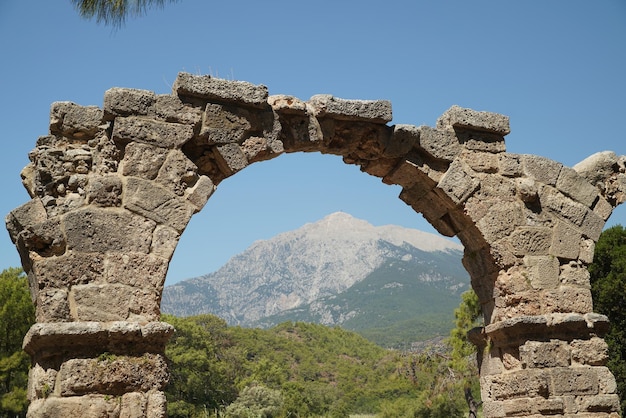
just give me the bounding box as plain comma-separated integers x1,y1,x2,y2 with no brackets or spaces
0,1,624,285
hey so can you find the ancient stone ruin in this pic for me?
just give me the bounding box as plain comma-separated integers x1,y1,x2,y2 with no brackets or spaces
6,72,626,417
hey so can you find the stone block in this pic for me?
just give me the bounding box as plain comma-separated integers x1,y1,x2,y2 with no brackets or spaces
50,102,104,139
104,87,157,119
64,207,155,253
477,201,525,243
112,116,194,149
550,221,582,260
573,151,619,187
173,72,268,108
499,153,523,177
544,286,593,314
69,283,160,322
501,398,533,416
438,159,480,204
385,124,419,157
58,354,168,396
28,363,58,400
540,186,588,226
121,143,169,179
200,102,254,144
124,177,195,233
556,166,599,208
308,94,392,123
27,396,122,418
154,94,202,125
16,217,65,257
31,251,104,289
509,227,552,256
580,209,605,241
578,394,621,413
416,126,461,161
104,252,168,290
559,261,591,288
120,392,148,418
519,340,571,368
524,255,560,289
548,367,599,396
436,105,511,135
579,238,596,264
466,151,499,173
267,94,308,114
213,143,249,175
5,198,47,243
146,391,167,418
384,159,433,188
522,155,563,186
571,338,609,366
593,196,613,221
597,366,618,394
489,369,549,400
155,150,199,196
35,288,70,322
185,175,215,212
150,225,180,260
86,174,123,207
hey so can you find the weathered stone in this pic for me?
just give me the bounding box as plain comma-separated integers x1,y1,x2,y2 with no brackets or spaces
124,177,195,233
213,142,249,175
544,286,593,314
498,153,523,177
50,102,104,139
112,116,194,149
36,288,70,322
121,143,169,179
438,159,480,204
200,102,254,144
548,367,599,396
267,94,308,114
104,87,157,118
557,166,600,208
560,261,591,288
308,94,392,123
27,396,122,418
573,151,619,187
416,126,461,161
69,283,160,322
436,105,511,135
173,72,268,108
5,198,47,243
153,94,202,125
155,150,198,196
550,221,582,260
477,201,525,243
524,255,560,289
509,227,552,256
104,252,168,290
149,225,180,260
31,251,105,289
571,338,609,366
86,174,123,207
64,207,155,253
522,155,563,186
520,340,570,368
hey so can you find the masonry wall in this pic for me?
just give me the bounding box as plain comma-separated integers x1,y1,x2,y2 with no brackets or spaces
7,72,626,417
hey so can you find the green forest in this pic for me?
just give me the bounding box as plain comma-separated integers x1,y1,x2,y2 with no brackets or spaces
1,225,625,417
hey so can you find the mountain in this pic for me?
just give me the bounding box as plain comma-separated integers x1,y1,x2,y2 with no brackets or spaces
161,212,469,345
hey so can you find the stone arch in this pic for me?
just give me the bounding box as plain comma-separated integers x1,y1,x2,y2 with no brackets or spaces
7,72,626,417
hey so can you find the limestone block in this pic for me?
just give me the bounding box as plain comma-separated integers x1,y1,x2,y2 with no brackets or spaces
593,196,614,221
571,338,609,367
579,238,596,264
58,354,168,396
86,174,123,207
384,159,433,188
456,130,507,153
185,175,215,212
573,151,619,187
359,157,398,179
548,367,599,396
560,261,591,288
200,102,254,144
519,340,571,368
50,102,104,139
524,256,560,289
213,143,249,176
104,252,168,290
436,105,511,136
540,186,588,226
5,198,47,243
437,159,480,204
146,391,167,418
416,126,461,161
121,143,169,179
64,207,155,253
36,288,70,322
550,221,582,260
488,368,549,400
155,150,199,196
384,124,419,157
112,116,194,149
499,153,523,177
28,363,57,400
16,217,65,257
268,94,308,114
501,398,533,416
466,151,499,173
150,225,180,261
509,227,552,256
308,94,392,123
477,201,525,243
544,286,593,314
104,87,157,119
557,166,599,208
522,155,563,186
120,392,148,418
69,283,160,322
597,366,618,394
124,177,195,233
173,72,269,108
154,94,202,125
515,177,539,203
31,251,105,289
580,209,605,241
578,394,621,413
27,395,121,418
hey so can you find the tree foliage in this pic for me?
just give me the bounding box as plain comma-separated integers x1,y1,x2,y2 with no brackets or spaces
70,0,179,27
589,224,626,412
0,268,35,418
